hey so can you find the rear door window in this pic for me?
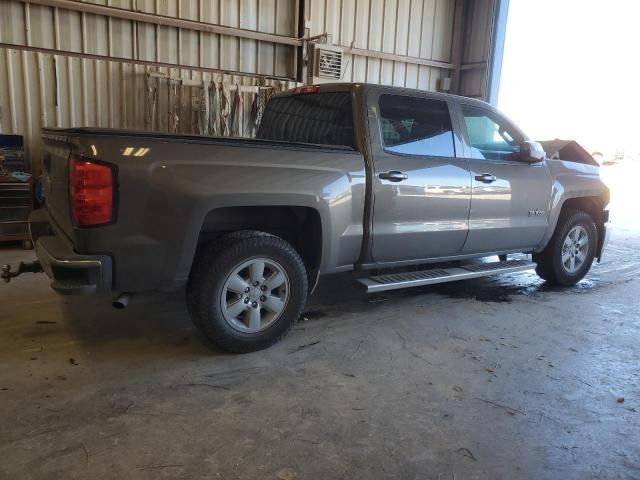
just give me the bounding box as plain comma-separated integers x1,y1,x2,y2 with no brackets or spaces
378,94,455,157
257,92,355,148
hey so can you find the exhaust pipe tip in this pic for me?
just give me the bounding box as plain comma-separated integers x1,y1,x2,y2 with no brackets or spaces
112,293,131,309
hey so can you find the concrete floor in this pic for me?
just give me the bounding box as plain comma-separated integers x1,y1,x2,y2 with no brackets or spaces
1,164,639,480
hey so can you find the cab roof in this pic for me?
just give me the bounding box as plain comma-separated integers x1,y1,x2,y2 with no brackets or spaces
274,82,492,108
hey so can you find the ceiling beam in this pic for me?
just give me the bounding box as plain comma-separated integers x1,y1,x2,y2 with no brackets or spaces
20,0,456,77
22,0,303,47
0,42,296,82
341,46,454,70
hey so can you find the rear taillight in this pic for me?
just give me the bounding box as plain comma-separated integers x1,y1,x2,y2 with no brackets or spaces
69,157,115,226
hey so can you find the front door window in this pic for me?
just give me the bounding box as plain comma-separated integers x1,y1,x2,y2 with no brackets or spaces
461,105,521,161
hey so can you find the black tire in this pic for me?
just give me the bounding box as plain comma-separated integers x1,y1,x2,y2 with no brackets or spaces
187,231,308,353
533,209,597,286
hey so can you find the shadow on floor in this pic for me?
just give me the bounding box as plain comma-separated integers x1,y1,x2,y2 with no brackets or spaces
59,291,219,357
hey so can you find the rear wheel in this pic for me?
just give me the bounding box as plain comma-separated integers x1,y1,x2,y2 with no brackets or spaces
534,210,597,286
187,231,308,353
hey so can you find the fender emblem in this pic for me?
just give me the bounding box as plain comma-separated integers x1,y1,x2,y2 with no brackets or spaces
528,209,545,217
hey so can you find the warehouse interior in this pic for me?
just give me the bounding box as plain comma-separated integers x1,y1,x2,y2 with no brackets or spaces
0,0,499,168
1,0,639,478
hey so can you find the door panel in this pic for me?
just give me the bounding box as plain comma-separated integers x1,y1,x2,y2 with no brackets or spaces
372,156,472,262
458,104,553,254
464,159,552,253
370,94,471,263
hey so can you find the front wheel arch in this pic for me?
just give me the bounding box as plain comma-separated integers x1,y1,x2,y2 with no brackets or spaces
537,195,607,256
534,209,598,286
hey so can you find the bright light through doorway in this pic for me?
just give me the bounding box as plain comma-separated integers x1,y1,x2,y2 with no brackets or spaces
498,0,640,158
498,0,640,232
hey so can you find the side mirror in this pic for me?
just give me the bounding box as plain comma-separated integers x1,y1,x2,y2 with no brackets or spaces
520,141,546,163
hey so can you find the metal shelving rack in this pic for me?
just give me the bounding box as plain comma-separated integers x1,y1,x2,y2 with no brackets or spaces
0,178,33,248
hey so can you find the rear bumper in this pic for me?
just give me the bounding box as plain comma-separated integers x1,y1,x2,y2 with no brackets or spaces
29,210,112,294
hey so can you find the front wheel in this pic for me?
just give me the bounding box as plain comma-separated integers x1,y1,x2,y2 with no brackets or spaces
187,231,308,353
533,210,597,286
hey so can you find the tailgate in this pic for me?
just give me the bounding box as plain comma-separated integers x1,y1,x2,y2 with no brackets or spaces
41,132,73,237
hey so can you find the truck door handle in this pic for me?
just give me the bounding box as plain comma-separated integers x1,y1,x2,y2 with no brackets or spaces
379,170,408,182
475,173,497,183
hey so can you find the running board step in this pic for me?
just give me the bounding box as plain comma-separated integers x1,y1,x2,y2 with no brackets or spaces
357,259,536,293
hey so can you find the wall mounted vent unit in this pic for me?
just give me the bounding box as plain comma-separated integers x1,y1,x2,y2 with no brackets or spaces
308,44,344,84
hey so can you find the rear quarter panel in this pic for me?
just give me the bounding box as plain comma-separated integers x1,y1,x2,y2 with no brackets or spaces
70,136,366,292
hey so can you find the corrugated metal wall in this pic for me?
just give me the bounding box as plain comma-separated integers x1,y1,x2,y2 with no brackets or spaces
307,0,454,90
0,0,497,172
1,0,298,75
0,0,298,167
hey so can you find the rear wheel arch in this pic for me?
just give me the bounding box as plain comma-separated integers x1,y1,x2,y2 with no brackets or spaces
192,205,323,280
187,231,308,352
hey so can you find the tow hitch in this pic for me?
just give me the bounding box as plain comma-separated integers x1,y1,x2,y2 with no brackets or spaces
1,261,43,283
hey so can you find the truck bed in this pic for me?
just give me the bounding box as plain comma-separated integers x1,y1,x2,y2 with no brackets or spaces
39,125,366,292
42,128,356,152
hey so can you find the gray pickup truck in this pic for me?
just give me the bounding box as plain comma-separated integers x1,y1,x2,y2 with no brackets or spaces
4,83,610,352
